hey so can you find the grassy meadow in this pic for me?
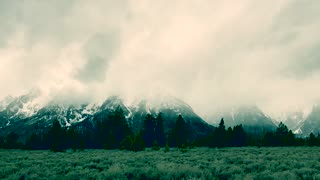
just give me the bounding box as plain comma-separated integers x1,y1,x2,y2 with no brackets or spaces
1,147,320,179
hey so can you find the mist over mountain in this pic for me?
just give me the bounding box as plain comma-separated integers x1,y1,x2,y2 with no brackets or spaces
0,90,214,139
1,89,320,139
1,0,320,122
207,105,277,134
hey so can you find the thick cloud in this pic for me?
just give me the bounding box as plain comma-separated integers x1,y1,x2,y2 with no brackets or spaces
0,0,320,120
76,32,119,83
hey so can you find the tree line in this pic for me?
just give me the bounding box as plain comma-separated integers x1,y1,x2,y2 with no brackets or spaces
1,108,320,151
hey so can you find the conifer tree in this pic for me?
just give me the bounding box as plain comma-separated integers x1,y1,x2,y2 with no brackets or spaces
120,135,134,151
308,133,318,146
174,115,189,147
142,114,156,147
0,136,4,148
132,132,145,152
25,132,41,150
67,127,78,151
233,125,246,147
212,118,227,148
4,132,21,149
155,113,166,147
49,119,66,152
107,107,133,149
275,122,289,146
285,130,296,146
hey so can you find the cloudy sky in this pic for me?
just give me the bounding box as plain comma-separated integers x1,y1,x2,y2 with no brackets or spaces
0,0,320,118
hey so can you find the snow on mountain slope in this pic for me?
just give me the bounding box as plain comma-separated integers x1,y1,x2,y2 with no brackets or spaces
0,90,46,128
294,104,320,136
269,105,312,132
208,105,277,134
5,90,320,138
126,96,213,137
0,96,14,111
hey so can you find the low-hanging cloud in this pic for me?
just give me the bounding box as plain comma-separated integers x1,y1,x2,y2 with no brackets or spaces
1,0,320,121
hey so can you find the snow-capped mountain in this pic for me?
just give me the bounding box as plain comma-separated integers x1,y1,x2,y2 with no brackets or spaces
128,96,213,137
293,104,320,136
208,105,277,134
0,90,43,128
3,90,320,139
274,111,308,132
0,93,213,139
0,96,14,112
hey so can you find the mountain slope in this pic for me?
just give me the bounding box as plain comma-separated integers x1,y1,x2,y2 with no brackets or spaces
295,104,320,136
129,96,213,138
208,105,277,134
0,94,213,140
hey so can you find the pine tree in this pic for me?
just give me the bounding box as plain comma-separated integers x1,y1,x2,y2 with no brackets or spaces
132,132,145,152
285,130,296,146
120,135,134,151
67,127,78,152
233,125,246,147
49,119,66,152
25,132,41,150
174,115,189,147
263,132,276,147
155,113,166,147
107,107,133,149
308,133,317,146
4,132,21,149
226,127,233,146
142,114,156,147
212,118,227,148
0,136,4,148
275,122,289,146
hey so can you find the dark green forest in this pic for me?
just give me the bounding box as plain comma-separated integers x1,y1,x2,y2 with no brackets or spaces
0,108,319,152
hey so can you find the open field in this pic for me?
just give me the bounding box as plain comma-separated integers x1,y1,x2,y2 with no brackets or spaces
1,147,320,180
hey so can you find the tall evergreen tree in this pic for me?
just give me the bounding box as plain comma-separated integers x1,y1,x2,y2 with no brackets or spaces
226,127,233,146
285,130,296,146
142,114,156,147
155,112,166,147
173,115,189,147
212,118,227,148
233,125,246,147
106,107,133,149
275,122,289,146
263,132,276,146
4,132,21,149
308,133,318,146
49,119,66,152
0,136,4,148
67,127,78,151
132,132,145,152
25,132,42,150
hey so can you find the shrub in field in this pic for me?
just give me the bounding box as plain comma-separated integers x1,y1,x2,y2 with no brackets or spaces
164,144,170,153
120,135,133,151
180,144,188,153
132,132,145,152
3,147,320,179
152,140,160,151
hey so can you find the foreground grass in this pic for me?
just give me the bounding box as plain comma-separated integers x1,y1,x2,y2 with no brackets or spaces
1,147,320,180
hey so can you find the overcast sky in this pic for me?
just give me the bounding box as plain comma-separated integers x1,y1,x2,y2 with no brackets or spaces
0,0,320,118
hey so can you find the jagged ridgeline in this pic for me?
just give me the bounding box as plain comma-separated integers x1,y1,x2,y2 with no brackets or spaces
2,90,320,150
0,92,213,143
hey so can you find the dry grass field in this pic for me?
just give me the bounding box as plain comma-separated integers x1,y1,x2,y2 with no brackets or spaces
1,147,320,180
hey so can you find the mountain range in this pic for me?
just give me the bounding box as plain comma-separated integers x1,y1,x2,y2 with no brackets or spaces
0,90,319,138
0,91,213,140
